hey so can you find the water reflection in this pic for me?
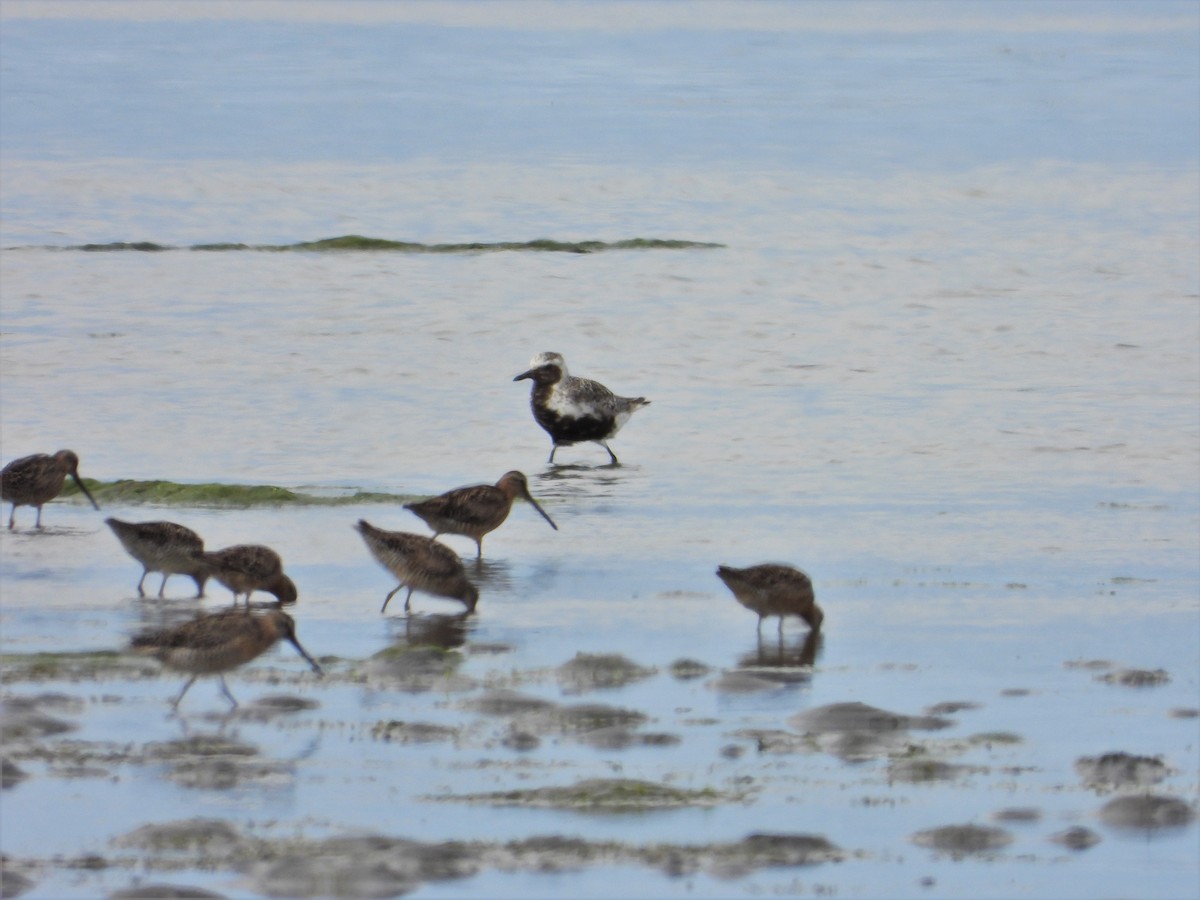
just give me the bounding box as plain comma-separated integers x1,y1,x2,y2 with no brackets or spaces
129,596,206,635
531,464,635,503
389,612,474,651
467,557,514,595
738,628,823,672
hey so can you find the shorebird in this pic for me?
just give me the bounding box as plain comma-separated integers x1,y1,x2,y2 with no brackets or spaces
513,352,649,464
355,520,479,614
131,607,323,709
1,450,99,530
106,518,210,598
716,563,824,634
200,544,297,606
403,470,557,558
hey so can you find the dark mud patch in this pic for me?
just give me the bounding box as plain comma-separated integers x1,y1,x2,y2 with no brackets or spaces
430,777,730,811
144,735,259,762
1064,658,1115,671
105,822,839,898
0,651,152,684
575,726,681,750
462,689,653,748
788,702,953,761
464,689,556,717
911,823,1013,858
233,694,320,721
669,658,712,680
109,884,226,898
357,645,473,693
1049,825,1102,851
791,702,952,734
1099,795,1196,832
371,719,461,744
114,818,242,855
244,835,478,898
1076,752,1173,790
1096,667,1171,687
1169,707,1200,718
144,735,294,790
925,701,981,715
546,703,649,736
555,652,656,694
887,758,974,784
992,807,1041,823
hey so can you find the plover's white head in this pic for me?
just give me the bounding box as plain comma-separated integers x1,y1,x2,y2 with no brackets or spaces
529,351,566,374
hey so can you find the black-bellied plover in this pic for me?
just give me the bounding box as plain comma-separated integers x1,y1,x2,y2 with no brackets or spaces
513,352,649,464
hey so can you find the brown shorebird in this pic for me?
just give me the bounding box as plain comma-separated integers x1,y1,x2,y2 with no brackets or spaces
513,352,649,464
200,544,297,606
716,563,824,634
403,470,557,558
355,520,479,614
106,518,210,598
131,607,323,709
1,450,100,529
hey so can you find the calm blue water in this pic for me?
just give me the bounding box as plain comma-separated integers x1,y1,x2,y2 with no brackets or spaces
2,3,1198,169
1,3,1198,899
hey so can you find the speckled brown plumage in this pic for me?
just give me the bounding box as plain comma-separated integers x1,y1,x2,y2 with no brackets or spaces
717,563,823,634
200,544,297,606
356,519,479,614
1,450,99,529
106,517,210,598
131,607,322,708
404,470,557,558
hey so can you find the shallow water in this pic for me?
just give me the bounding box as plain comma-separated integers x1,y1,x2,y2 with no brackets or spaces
2,3,1199,898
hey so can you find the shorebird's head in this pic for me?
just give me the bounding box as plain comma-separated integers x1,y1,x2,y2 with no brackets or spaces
269,574,299,605
498,471,557,531
56,450,99,510
513,352,566,386
266,610,324,676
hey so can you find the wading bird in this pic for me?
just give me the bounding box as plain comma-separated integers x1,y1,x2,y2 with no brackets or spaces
131,607,323,709
356,520,479,614
716,563,824,634
106,518,211,598
404,470,557,558
200,544,297,606
1,450,99,530
513,352,649,464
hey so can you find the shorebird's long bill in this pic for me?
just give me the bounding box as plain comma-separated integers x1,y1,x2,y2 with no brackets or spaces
287,637,324,676
72,474,100,510
513,369,535,382
522,488,558,531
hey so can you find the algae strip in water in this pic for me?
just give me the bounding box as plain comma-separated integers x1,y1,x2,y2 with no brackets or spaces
63,235,725,253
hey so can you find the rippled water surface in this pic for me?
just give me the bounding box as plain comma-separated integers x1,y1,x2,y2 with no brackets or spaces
2,3,1198,898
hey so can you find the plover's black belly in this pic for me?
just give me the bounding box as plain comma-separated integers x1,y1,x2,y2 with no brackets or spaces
531,400,614,444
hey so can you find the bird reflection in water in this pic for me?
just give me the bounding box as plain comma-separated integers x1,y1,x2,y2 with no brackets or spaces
394,611,473,652
738,627,823,674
